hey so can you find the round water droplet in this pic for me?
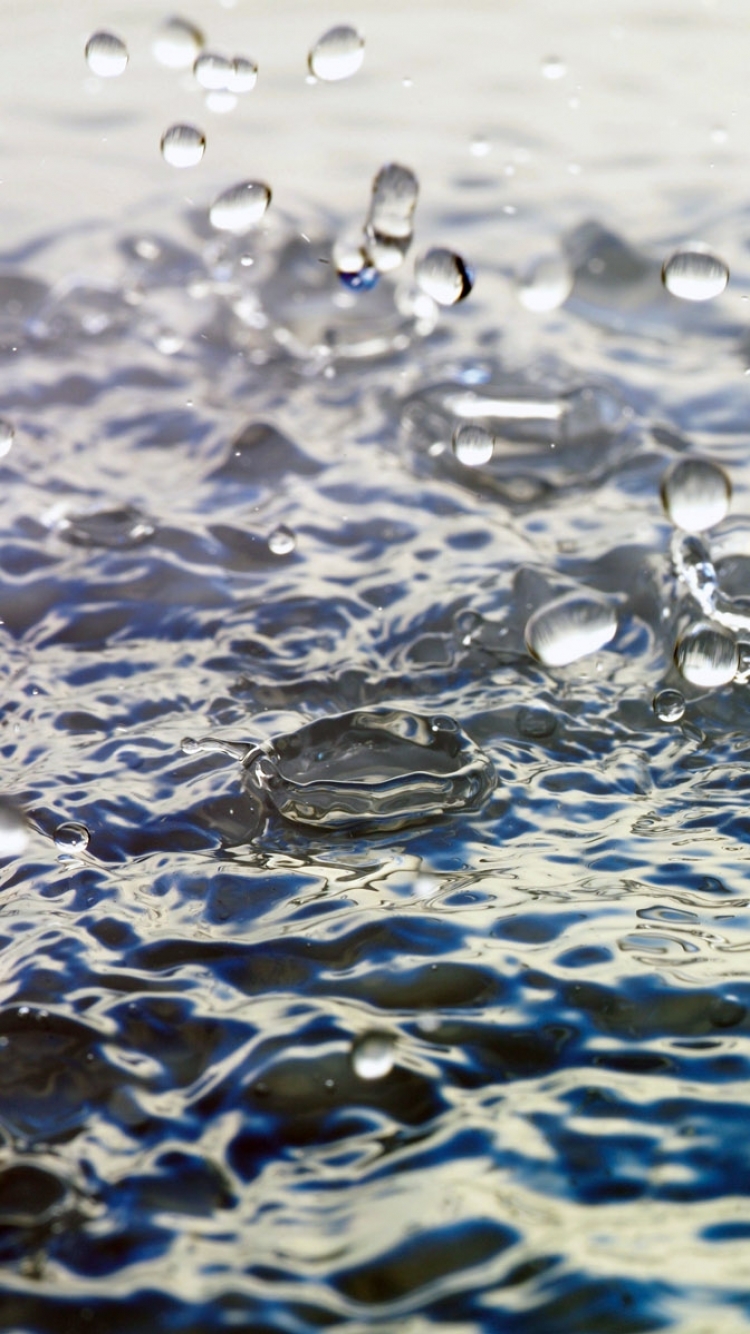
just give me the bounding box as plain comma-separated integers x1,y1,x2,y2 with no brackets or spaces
675,622,738,688
268,525,296,555
653,688,685,723
209,181,271,233
194,51,232,90
205,91,238,115
308,25,365,82
452,424,494,467
525,592,618,668
0,800,28,858
54,822,89,854
351,1032,395,1080
160,124,205,168
227,56,258,93
0,419,15,458
542,55,566,79
153,17,204,69
662,247,729,302
517,254,573,312
517,705,557,738
661,457,731,532
85,32,129,78
415,248,474,306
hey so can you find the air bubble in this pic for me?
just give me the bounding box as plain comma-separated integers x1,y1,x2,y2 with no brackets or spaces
209,181,271,233
517,254,573,312
675,622,738,688
415,249,474,306
194,52,232,90
160,124,206,168
661,458,731,533
525,592,618,667
54,822,90,854
85,32,129,78
153,17,204,69
268,525,296,555
0,801,28,858
308,26,365,82
662,247,729,302
351,1032,395,1080
452,424,494,467
0,419,15,458
653,688,685,723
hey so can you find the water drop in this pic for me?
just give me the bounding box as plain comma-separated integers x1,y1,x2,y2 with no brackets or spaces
227,56,258,94
153,16,204,69
160,124,205,168
525,592,618,667
517,254,573,312
351,1032,395,1080
470,135,492,158
542,55,566,79
308,25,365,82
415,249,474,306
367,163,419,241
452,424,494,467
268,525,296,555
662,246,729,301
364,233,411,274
0,419,15,458
54,822,90,855
517,705,557,738
653,688,685,723
209,181,271,233
85,32,129,78
194,52,232,90
675,622,738,688
205,91,238,115
339,266,379,292
0,801,28,858
661,458,731,532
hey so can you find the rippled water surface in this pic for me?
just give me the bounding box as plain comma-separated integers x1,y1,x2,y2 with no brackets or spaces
4,1,750,1329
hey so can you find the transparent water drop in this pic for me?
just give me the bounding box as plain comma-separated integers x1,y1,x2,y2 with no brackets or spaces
653,688,685,723
209,181,271,233
268,525,296,555
525,592,618,667
308,25,365,82
675,622,738,688
0,419,15,458
227,56,258,93
661,458,731,532
205,91,238,115
470,135,492,158
339,266,379,292
160,124,206,168
452,424,494,467
351,1032,395,1080
662,247,729,302
85,32,129,78
367,163,419,241
194,52,232,90
364,233,411,274
54,822,89,854
517,254,573,312
0,800,28,858
153,16,204,69
415,249,474,306
541,55,566,79
517,705,557,739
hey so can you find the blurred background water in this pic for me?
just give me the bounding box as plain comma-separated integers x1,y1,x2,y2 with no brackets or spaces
3,1,750,1330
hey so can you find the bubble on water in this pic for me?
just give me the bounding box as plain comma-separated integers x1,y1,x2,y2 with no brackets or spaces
675,622,738,688
661,458,731,532
525,592,618,667
367,164,419,241
85,32,129,78
653,688,686,723
153,17,204,69
0,801,28,858
662,246,729,301
54,822,90,855
351,1032,395,1080
415,249,474,306
227,56,258,94
0,419,15,458
268,525,296,555
517,254,573,312
194,52,232,90
308,26,365,82
160,124,206,168
542,55,566,79
452,424,494,467
209,181,271,233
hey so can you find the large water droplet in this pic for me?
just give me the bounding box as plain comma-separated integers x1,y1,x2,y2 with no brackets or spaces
0,801,28,858
367,164,419,241
525,592,618,667
662,247,729,301
675,622,738,687
517,254,573,312
268,525,296,555
308,26,365,82
54,822,90,855
0,419,15,458
661,458,731,532
351,1032,395,1080
452,424,494,467
415,249,474,306
160,124,206,168
194,52,233,90
85,32,129,78
653,688,685,723
153,17,204,69
227,56,258,93
209,181,271,233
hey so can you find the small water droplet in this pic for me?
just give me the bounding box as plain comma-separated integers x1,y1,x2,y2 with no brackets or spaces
339,266,379,292
469,135,492,158
0,800,28,858
662,246,729,301
160,124,206,168
351,1032,395,1080
541,55,566,79
653,688,685,723
415,248,474,306
227,56,258,93
308,26,365,82
268,525,296,555
367,163,419,241
661,457,731,532
525,592,618,667
517,705,557,738
209,181,271,233
518,254,573,312
85,32,129,78
675,622,738,688
205,91,238,115
153,17,204,69
194,51,232,90
54,822,90,854
0,419,15,458
452,423,494,467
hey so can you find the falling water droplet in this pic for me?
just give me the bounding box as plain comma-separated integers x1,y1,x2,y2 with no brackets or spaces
367,163,419,241
653,688,686,722
517,254,573,312
227,56,258,93
194,51,233,90
0,801,28,858
662,247,729,301
153,16,205,69
160,124,206,168
308,26,365,82
415,249,474,306
209,181,271,233
452,424,494,467
541,55,566,79
54,822,90,855
268,525,296,555
675,622,738,687
661,458,731,532
85,32,129,78
525,592,618,667
351,1032,395,1080
0,419,15,458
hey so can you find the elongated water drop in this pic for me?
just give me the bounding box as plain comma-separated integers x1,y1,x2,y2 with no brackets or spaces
153,17,204,69
209,181,271,233
661,458,731,532
308,26,365,81
415,249,474,306
351,1032,395,1080
367,163,419,241
662,247,729,301
452,424,494,467
85,32,129,78
525,592,618,667
160,124,205,168
675,622,738,687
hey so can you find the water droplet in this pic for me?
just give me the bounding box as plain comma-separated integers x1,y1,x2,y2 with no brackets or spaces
194,52,232,90
675,622,738,688
308,26,365,82
0,419,15,458
54,822,90,854
517,254,573,312
662,246,729,301
469,135,492,158
339,266,379,292
517,705,557,738
0,800,28,858
351,1032,395,1080
227,56,258,94
85,32,129,78
541,55,566,79
205,91,238,115
268,525,296,555
653,688,685,723
364,233,411,274
153,17,204,69
452,424,494,467
209,181,271,233
661,458,731,532
367,163,419,241
160,124,206,168
525,592,618,667
55,505,155,550
415,249,474,306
